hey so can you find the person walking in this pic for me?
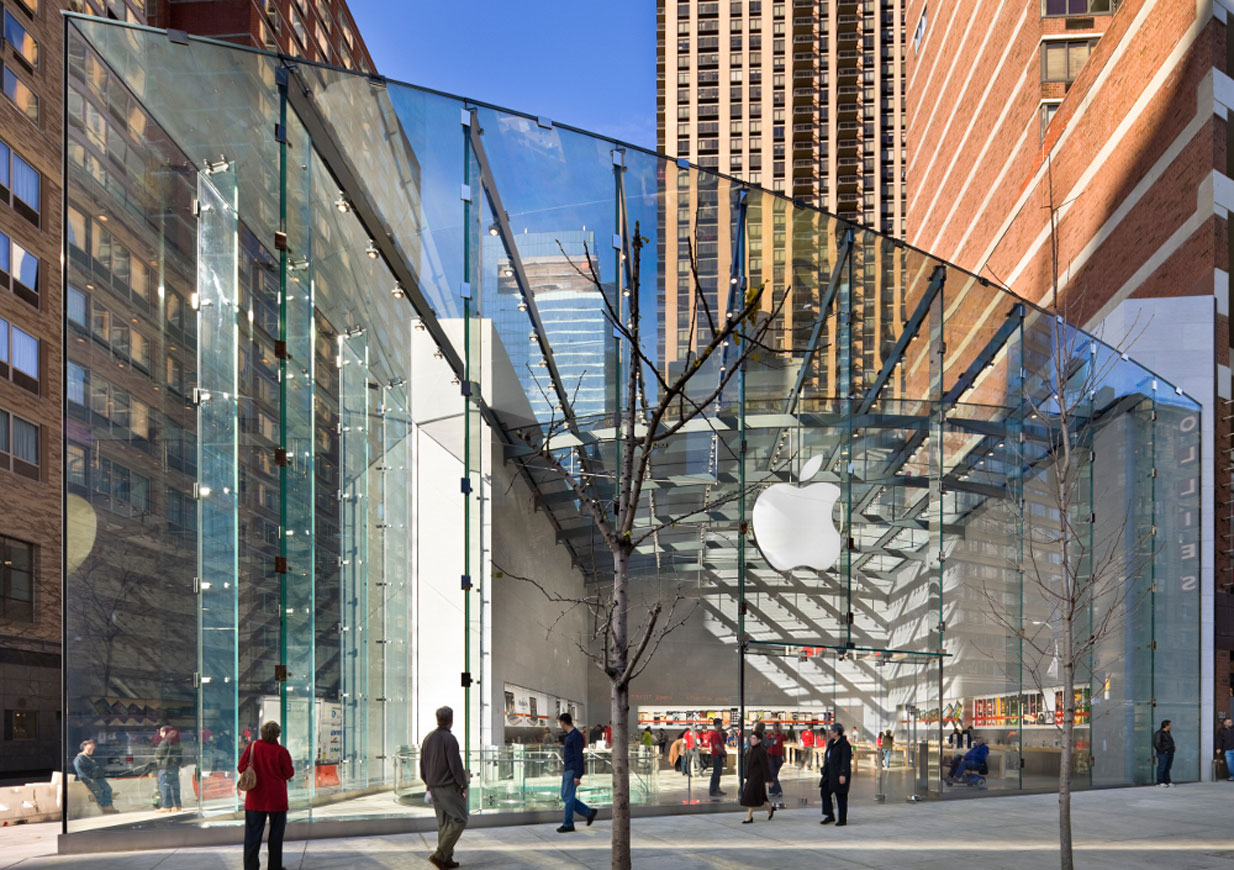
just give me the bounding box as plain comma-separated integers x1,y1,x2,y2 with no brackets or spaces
640,726,654,748
73,739,118,814
819,723,852,826
705,717,727,797
420,706,470,869
1154,719,1175,787
237,721,295,870
766,722,787,798
555,712,598,833
1215,717,1234,782
669,733,685,773
799,727,815,770
881,729,895,770
154,726,183,812
683,726,698,778
739,730,775,823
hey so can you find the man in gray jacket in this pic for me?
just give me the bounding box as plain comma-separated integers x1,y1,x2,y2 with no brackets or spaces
420,706,469,869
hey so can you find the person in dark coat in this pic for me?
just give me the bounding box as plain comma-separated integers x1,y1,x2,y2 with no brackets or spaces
819,723,852,826
237,721,295,870
740,730,775,823
73,739,118,814
154,726,183,811
1154,720,1175,787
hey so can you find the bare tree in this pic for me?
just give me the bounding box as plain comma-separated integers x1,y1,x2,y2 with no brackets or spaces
500,221,784,870
979,301,1151,870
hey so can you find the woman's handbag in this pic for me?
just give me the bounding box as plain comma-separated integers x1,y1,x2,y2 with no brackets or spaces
237,743,258,792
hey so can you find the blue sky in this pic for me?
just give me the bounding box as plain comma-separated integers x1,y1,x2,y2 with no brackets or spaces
347,0,658,149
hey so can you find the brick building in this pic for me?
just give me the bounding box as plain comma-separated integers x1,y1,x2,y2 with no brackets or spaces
0,0,373,778
904,0,1228,758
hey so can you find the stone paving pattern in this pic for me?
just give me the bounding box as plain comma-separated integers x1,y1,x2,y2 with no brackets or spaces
2,783,1231,869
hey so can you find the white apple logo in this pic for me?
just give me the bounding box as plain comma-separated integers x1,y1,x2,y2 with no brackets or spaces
752,454,842,572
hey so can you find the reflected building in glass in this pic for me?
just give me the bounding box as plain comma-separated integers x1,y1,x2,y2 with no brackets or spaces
57,14,1204,849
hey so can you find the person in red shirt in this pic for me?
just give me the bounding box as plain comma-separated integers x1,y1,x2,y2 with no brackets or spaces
799,726,816,770
603,723,613,746
237,721,295,870
682,727,697,777
766,722,787,797
705,718,728,797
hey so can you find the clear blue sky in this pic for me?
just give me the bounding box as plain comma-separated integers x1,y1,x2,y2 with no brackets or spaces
347,0,658,149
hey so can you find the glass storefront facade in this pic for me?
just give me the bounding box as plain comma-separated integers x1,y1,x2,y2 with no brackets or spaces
61,14,1201,837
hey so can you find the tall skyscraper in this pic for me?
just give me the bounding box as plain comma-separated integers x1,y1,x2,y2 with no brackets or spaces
905,0,1224,757
655,0,909,375
657,0,907,228
0,0,375,778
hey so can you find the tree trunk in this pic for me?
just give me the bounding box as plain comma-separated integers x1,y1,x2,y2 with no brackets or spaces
1059,625,1075,870
609,546,632,870
610,678,631,869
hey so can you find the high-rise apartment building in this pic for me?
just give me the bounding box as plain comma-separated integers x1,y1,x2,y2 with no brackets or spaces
655,0,909,372
658,0,906,227
0,0,374,778
905,0,1226,759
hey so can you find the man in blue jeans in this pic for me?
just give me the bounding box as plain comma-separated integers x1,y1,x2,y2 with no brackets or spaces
556,712,599,833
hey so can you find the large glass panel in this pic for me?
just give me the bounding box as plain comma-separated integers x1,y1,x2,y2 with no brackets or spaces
280,90,317,815
196,165,240,814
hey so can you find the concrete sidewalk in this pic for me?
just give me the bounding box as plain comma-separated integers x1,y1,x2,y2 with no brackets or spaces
2,783,1231,869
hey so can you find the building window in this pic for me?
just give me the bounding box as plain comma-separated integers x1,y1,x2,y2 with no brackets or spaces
67,441,88,491
3,11,37,68
0,535,34,621
1043,0,1111,14
9,238,36,306
2,65,37,124
1042,39,1097,83
1040,101,1061,140
0,317,37,392
0,140,40,225
913,7,927,54
3,709,36,740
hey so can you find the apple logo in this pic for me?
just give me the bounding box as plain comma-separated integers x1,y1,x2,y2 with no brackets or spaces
752,454,842,572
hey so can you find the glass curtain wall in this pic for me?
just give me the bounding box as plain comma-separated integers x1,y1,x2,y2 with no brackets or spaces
62,15,1201,834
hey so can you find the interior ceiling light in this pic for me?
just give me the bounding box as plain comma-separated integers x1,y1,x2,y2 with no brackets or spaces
392,282,404,298
334,192,350,213
365,241,379,259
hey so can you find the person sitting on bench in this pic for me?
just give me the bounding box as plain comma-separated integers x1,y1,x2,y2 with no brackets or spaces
946,737,989,782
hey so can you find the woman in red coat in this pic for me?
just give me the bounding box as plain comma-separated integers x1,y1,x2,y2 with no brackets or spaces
238,721,295,870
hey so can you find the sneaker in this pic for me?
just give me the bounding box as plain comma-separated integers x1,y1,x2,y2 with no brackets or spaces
556,825,576,833
586,809,598,827
1227,777,1234,782
1158,783,1168,788
709,790,726,797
